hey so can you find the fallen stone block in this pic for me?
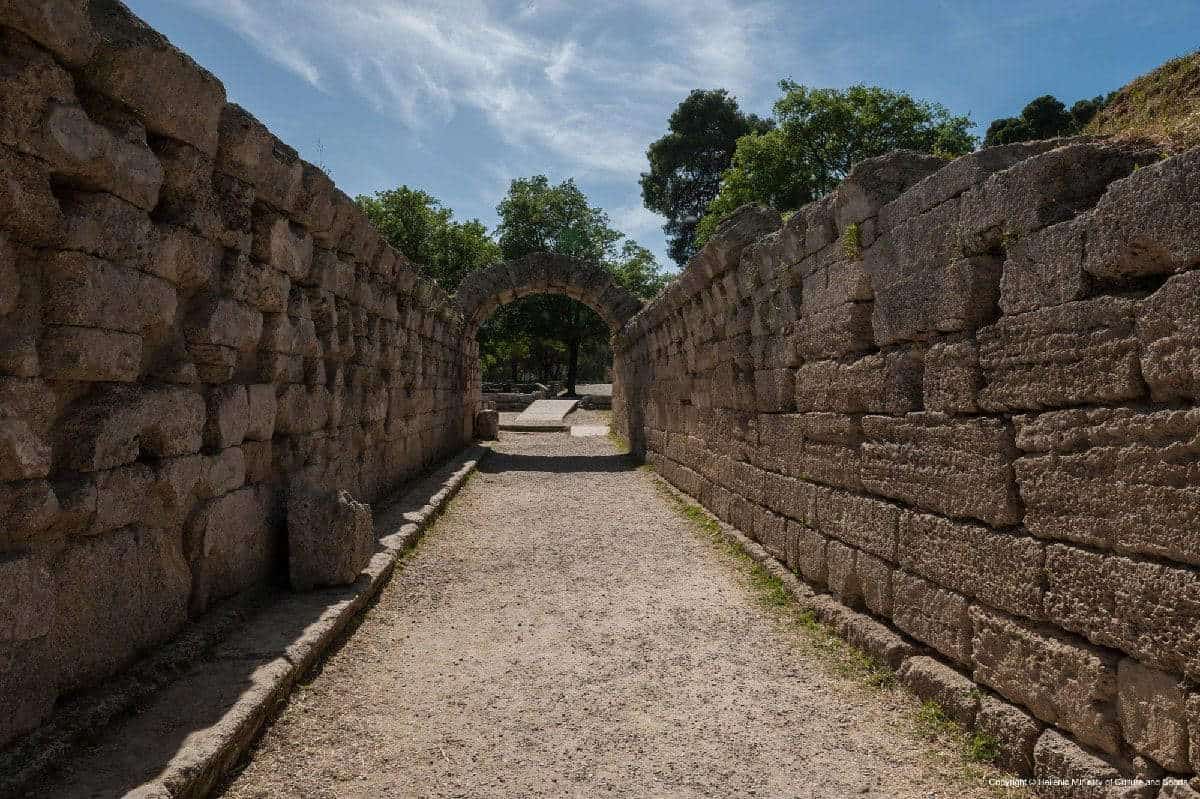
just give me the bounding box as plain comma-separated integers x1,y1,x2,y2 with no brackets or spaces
288,487,373,591
898,655,980,728
186,486,272,615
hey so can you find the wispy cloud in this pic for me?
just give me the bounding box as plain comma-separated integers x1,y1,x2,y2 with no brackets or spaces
180,0,777,180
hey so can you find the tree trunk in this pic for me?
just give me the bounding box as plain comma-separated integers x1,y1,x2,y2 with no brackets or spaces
567,336,579,396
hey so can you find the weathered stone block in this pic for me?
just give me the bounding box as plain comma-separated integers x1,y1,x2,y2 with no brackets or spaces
49,525,190,693
184,296,263,352
892,571,973,665
999,217,1091,315
186,486,272,614
59,384,205,472
861,412,1022,527
288,487,373,591
1033,729,1152,799
0,553,53,642
977,694,1043,776
244,384,277,442
899,512,1043,619
1137,270,1200,403
753,505,788,561
761,471,818,526
1044,545,1200,682
0,0,95,66
40,324,142,382
923,340,980,414
753,368,793,412
1117,658,1191,773
970,605,1122,755
42,251,176,334
0,639,57,749
977,296,1142,412
0,480,59,548
1014,407,1200,566
84,0,226,154
825,539,860,608
757,412,863,491
785,521,827,588
1189,693,1200,776
252,213,313,280
794,352,922,415
0,417,50,481
813,487,900,562
898,656,980,727
0,146,61,245
217,105,301,210
855,550,892,618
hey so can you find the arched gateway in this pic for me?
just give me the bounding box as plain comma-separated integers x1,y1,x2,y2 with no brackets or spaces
452,252,645,334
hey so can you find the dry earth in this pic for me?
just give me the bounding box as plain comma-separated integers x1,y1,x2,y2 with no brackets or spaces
220,432,1013,799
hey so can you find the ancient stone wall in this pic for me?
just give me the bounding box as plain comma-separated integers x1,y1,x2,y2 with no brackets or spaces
0,0,472,747
614,140,1200,784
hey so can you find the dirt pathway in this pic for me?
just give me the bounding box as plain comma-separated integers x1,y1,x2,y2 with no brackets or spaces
220,432,1009,799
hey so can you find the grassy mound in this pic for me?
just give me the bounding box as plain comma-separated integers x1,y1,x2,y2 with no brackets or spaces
1086,50,1200,152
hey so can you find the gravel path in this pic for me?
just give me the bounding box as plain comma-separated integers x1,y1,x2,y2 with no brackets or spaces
220,433,1008,799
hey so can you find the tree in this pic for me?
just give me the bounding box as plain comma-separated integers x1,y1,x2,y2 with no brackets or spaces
640,89,773,267
982,93,1109,147
492,176,666,394
696,82,976,245
355,186,499,292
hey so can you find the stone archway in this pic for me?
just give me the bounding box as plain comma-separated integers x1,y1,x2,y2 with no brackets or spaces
452,252,644,334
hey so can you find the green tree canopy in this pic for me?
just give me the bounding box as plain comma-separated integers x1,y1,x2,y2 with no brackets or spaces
696,82,975,245
355,186,499,292
982,93,1110,147
640,89,773,267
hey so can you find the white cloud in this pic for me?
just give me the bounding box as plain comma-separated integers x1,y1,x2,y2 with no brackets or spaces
612,204,664,239
179,0,778,180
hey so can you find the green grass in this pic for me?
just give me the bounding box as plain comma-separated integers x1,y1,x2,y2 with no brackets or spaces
1086,50,1200,152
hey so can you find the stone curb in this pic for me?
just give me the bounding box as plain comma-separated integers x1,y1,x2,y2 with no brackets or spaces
7,445,488,799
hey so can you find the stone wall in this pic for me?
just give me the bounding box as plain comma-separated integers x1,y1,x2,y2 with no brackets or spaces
0,0,472,747
614,140,1200,786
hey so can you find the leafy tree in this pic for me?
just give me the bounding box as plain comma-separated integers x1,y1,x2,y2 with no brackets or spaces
355,186,499,292
490,176,666,394
696,82,976,244
982,93,1109,147
640,89,773,267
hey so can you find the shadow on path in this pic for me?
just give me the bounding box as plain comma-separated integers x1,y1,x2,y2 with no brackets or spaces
479,450,639,474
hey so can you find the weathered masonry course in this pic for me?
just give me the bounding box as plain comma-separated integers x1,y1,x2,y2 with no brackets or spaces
612,141,1200,791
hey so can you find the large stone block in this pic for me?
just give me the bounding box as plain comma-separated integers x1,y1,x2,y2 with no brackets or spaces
977,296,1142,412
892,571,973,665
0,553,53,642
1033,729,1150,799
757,412,863,491
185,486,273,614
84,0,225,154
999,217,1091,315
204,384,249,450
785,521,827,588
0,639,57,749
1085,148,1200,281
813,487,900,561
922,340,980,414
0,479,59,548
48,525,190,693
861,412,1022,527
969,605,1122,755
825,539,860,608
184,296,263,352
1137,270,1200,403
252,212,313,280
1014,407,1200,566
0,417,50,481
899,512,1043,619
58,384,205,472
1044,545,1200,682
288,487,373,591
0,146,61,245
977,694,1043,776
244,384,277,441
794,352,922,415
1117,658,1191,773
0,0,95,66
760,471,818,526
855,550,892,618
41,251,176,334
897,656,979,727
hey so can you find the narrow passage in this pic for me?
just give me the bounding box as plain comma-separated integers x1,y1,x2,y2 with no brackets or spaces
221,429,1010,799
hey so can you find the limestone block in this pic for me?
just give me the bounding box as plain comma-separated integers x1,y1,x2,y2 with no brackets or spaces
1044,545,1200,682
892,571,973,665
795,301,875,361
244,384,277,442
0,417,50,481
0,146,61,245
241,439,273,484
58,384,205,472
184,296,263,352
0,639,58,749
825,539,860,608
0,480,59,548
830,150,945,229
855,550,892,618
153,225,220,289
897,656,980,727
252,212,313,280
1033,729,1152,799
1137,270,1200,403
785,521,827,587
204,384,249,450
1014,407,1200,566
42,251,176,334
753,368,793,412
760,471,818,526
41,103,163,210
999,217,1091,314
899,512,1043,619
90,462,162,535
288,487,373,591
186,486,272,614
753,505,787,561
977,694,1043,776
275,384,330,435
969,605,1121,754
1085,148,1200,281
835,610,918,671
222,253,290,313
813,486,900,562
959,140,1157,255
0,553,53,642
0,0,95,66
794,352,922,415
83,0,225,154
40,325,141,382
1190,693,1200,776
978,296,1142,412
57,190,156,267
861,412,1021,527
1117,658,1191,772
758,412,863,491
216,103,302,209
49,525,190,693
923,340,980,414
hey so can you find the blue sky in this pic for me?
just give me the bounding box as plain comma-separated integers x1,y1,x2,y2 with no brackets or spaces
126,0,1199,269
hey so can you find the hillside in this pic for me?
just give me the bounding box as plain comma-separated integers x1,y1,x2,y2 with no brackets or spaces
1086,50,1200,151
